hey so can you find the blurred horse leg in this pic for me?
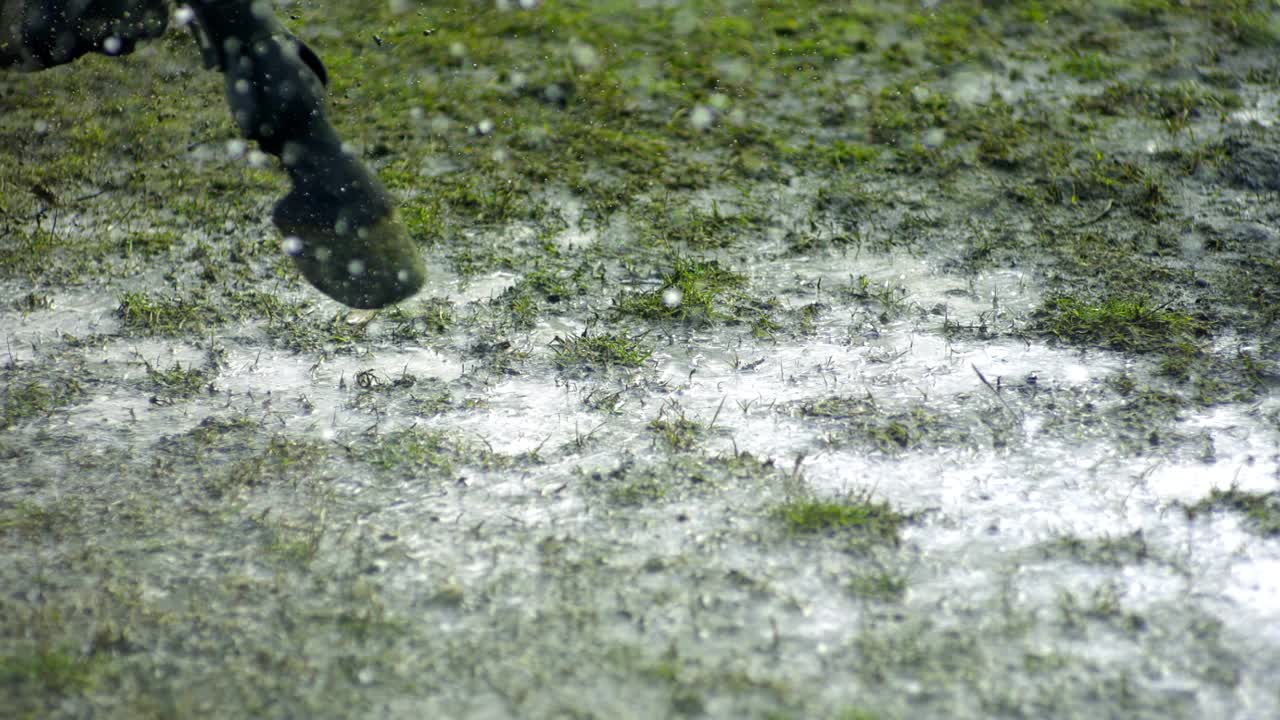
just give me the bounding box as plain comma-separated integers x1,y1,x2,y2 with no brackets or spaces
3,0,425,309
185,1,425,309
1,0,167,70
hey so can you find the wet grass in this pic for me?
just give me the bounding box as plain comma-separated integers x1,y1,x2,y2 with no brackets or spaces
1185,487,1280,537
3,0,1280,718
777,492,906,545
0,379,83,430
550,330,652,372
1033,295,1205,355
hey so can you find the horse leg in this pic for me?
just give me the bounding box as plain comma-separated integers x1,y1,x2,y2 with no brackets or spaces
183,1,425,309
1,0,168,70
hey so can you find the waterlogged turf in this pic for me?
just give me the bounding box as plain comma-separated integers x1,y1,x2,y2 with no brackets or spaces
2,1,1279,718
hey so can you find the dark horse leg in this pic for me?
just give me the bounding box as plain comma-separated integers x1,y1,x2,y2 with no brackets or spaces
2,1,426,309
0,0,168,68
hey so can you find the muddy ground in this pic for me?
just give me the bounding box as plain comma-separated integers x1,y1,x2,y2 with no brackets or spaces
2,1,1279,718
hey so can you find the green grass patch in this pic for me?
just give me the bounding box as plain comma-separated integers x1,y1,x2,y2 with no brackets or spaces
551,330,652,372
1056,51,1118,81
614,256,747,324
777,491,906,545
1185,487,1280,537
1074,82,1241,129
117,291,227,335
648,401,721,452
145,361,213,401
0,379,83,429
0,647,96,696
1032,295,1205,354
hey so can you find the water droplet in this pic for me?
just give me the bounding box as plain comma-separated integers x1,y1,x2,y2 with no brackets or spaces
662,287,683,308
282,236,304,255
102,36,122,55
922,128,946,149
32,120,49,134
570,41,599,70
449,42,466,59
174,6,195,25
409,107,425,122
951,72,992,106
315,247,332,262
225,139,247,158
689,105,715,131
348,259,366,276
397,269,411,282
519,0,540,8
476,118,495,135
281,142,303,166
247,149,270,168
340,142,356,156
234,78,251,94
334,219,350,236
388,0,412,13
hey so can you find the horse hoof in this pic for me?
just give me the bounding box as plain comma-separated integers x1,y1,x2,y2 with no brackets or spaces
276,203,426,310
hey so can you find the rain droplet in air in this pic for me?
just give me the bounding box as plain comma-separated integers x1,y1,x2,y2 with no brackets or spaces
347,259,366,277
689,105,715,131
476,118,495,135
174,6,194,25
570,41,600,71
247,149,269,168
952,72,992,106
281,142,302,166
102,36,122,55
282,236,304,255
922,128,946,149
388,0,412,14
225,139,248,158
662,287,684,308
